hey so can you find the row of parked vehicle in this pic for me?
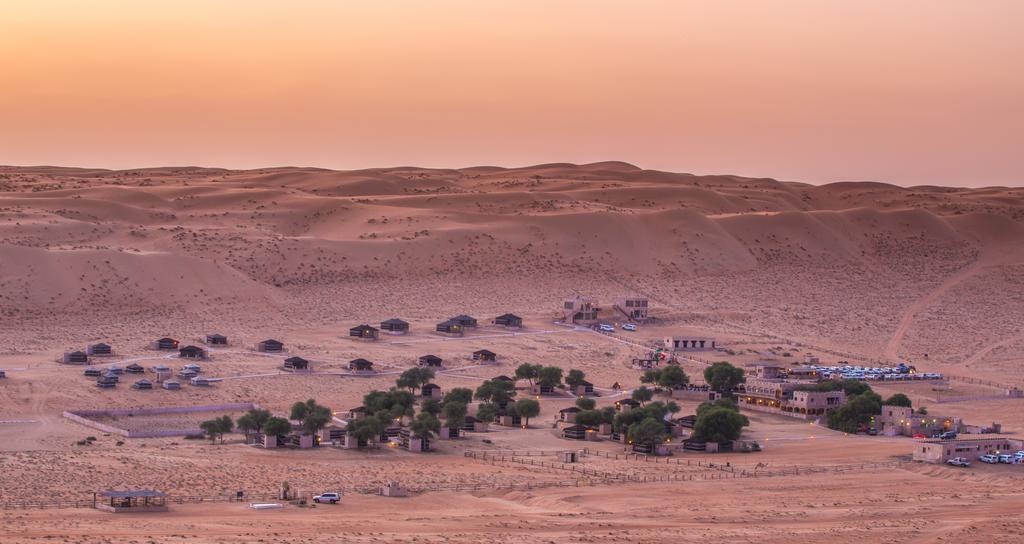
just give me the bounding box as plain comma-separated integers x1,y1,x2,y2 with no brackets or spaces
598,323,637,332
810,362,942,382
947,451,1024,467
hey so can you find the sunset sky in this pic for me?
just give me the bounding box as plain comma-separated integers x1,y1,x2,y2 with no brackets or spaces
1,1,1021,186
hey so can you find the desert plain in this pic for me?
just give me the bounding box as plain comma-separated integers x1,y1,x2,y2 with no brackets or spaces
2,162,1024,543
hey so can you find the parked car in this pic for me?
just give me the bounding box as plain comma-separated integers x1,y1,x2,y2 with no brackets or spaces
946,457,970,467
999,454,1014,464
621,323,637,331
939,431,957,440
978,454,999,464
912,433,927,439
313,492,342,504
866,428,879,436
598,324,615,332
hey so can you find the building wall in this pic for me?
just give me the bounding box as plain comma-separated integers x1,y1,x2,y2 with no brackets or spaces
913,439,1023,463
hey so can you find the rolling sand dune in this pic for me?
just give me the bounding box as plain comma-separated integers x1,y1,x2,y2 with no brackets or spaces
1,163,1023,542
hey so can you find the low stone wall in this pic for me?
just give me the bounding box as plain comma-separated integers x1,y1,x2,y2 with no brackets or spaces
64,403,258,438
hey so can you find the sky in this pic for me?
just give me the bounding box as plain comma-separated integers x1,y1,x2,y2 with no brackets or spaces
1,1,1021,186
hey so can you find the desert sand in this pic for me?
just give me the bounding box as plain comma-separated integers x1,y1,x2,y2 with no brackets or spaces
1,163,1024,542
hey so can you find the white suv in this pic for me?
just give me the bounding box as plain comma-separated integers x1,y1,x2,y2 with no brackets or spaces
313,492,342,504
978,454,999,464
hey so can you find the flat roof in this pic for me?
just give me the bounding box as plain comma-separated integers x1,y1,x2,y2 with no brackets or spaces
920,437,1021,444
99,490,166,498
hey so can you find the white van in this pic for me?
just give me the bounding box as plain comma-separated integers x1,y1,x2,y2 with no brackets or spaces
598,324,615,333
621,323,637,332
978,454,999,464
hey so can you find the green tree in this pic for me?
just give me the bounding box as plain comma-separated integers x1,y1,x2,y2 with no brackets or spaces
697,397,739,418
515,363,542,385
537,366,563,389
627,417,667,449
348,415,387,447
574,409,603,428
262,416,292,441
565,369,586,388
640,369,660,385
632,386,654,406
657,365,689,390
396,367,435,392
827,392,883,433
475,379,516,405
704,362,745,396
236,408,272,435
883,393,912,408
409,412,441,438
290,399,333,437
575,397,596,411
442,387,473,406
476,402,499,423
693,407,749,443
200,415,234,444
599,406,617,425
442,401,468,430
420,398,442,416
515,398,541,427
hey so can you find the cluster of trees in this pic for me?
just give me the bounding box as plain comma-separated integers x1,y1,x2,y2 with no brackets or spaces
692,398,749,443
703,362,745,395
396,367,435,392
819,380,882,433
353,388,420,442
201,408,292,445
515,363,565,389
612,401,681,449
571,397,617,429
640,365,689,390
199,415,235,444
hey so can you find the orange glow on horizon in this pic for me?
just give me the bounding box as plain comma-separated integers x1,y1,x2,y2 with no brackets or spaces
1,1,1021,186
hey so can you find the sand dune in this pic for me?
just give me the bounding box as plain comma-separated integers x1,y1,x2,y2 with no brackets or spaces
1,163,1023,542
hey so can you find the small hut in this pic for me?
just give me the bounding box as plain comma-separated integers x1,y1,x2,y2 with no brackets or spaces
615,399,641,412
399,428,430,453
380,318,409,335
205,334,228,346
155,338,179,351
462,415,489,432
63,351,89,365
472,349,497,362
104,366,123,376
418,355,443,368
529,384,556,395
573,381,595,397
435,320,464,336
96,376,118,389
132,379,153,390
94,490,168,513
190,376,213,387
87,343,113,357
151,365,172,382
257,339,284,353
450,315,478,328
84,368,102,378
125,363,145,374
283,356,310,372
421,383,443,399
493,313,523,328
345,406,367,420
161,380,181,390
348,358,374,372
178,345,207,359
0,369,6,379
562,425,589,440
349,324,379,341
380,481,409,497
493,375,515,383
559,406,580,423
